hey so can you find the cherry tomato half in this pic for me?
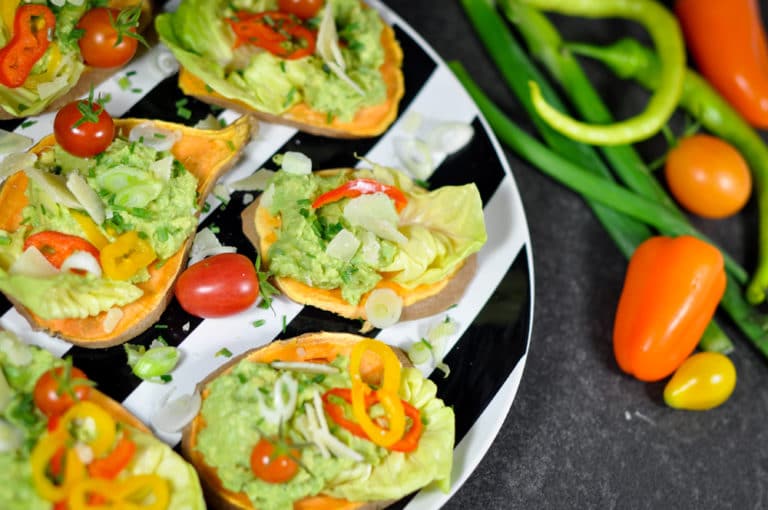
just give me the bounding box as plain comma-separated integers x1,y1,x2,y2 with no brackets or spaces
250,438,300,484
33,366,91,417
76,7,139,68
664,134,752,219
174,253,259,318
54,99,115,158
278,0,324,19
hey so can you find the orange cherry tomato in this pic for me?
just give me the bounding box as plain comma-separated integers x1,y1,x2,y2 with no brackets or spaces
664,134,752,219
278,0,324,19
249,438,299,484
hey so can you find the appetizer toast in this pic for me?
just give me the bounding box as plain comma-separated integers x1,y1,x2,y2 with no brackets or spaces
0,0,153,119
0,115,256,347
156,0,404,138
242,163,486,327
182,332,454,510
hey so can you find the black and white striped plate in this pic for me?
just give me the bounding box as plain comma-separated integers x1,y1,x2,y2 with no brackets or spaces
0,1,533,507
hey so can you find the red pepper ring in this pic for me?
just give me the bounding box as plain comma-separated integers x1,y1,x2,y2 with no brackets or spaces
0,4,56,88
311,179,409,212
226,10,316,59
321,387,423,452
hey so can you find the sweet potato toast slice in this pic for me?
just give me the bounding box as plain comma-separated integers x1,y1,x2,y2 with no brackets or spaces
182,332,408,510
0,115,256,347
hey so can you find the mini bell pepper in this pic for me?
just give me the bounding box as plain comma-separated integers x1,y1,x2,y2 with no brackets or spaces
664,352,736,410
24,231,101,270
0,4,56,88
226,11,316,59
99,231,156,280
312,179,408,212
613,235,726,381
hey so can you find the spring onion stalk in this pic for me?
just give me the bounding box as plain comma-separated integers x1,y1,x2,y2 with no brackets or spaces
449,62,768,358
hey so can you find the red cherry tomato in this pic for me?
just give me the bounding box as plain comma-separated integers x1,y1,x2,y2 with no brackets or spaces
174,253,259,318
33,366,91,417
54,99,115,158
76,7,139,68
664,134,752,219
250,438,300,484
278,0,324,19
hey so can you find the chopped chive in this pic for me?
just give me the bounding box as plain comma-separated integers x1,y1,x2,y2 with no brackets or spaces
21,119,37,128
216,347,233,358
252,319,266,328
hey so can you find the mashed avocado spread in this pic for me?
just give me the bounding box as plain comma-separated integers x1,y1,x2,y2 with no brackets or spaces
196,354,454,510
0,133,198,321
156,0,388,121
0,331,205,510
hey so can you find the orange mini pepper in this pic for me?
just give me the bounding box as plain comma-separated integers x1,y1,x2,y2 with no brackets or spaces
613,235,726,382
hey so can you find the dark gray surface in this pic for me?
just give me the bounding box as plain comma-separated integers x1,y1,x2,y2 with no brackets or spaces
384,1,768,509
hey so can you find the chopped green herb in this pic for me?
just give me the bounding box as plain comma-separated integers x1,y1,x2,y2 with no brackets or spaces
252,319,266,328
130,88,143,94
0,236,10,245
216,348,233,358
20,119,36,129
282,315,287,333
176,98,192,119
226,140,235,152
209,224,220,234
279,61,287,73
126,70,137,76
160,374,173,383
205,84,214,93
154,324,169,329
118,76,132,90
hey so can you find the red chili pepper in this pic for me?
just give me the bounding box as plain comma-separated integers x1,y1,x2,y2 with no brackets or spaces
321,387,423,452
24,231,101,270
312,179,409,212
226,11,316,60
0,4,56,88
87,434,136,480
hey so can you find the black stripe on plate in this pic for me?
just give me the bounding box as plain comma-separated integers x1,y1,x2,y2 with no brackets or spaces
122,73,219,126
388,247,531,510
0,118,24,131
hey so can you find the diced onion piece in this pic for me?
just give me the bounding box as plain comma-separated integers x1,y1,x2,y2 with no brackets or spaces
0,419,22,453
0,129,33,155
316,1,346,70
359,230,380,266
66,173,106,224
0,152,36,181
103,308,123,334
36,75,69,101
150,155,174,182
188,227,237,266
10,246,59,277
194,114,221,130
61,251,102,277
344,194,408,246
25,167,81,209
243,193,254,205
281,151,312,175
393,136,434,180
151,390,202,434
0,371,11,412
406,340,432,365
426,122,474,155
74,443,94,464
129,122,181,152
230,169,275,191
154,48,180,77
260,183,275,209
270,361,339,374
0,331,33,366
213,183,231,203
364,288,403,328
325,228,360,262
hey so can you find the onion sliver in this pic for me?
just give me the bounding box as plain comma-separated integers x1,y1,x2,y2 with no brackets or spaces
61,251,102,277
0,129,32,156
10,246,59,277
151,390,202,434
129,122,181,152
364,288,403,328
281,151,312,175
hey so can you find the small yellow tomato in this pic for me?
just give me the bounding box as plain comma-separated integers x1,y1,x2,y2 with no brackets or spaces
663,352,736,410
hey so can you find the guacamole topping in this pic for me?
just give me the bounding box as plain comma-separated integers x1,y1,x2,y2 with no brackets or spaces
156,0,388,121
263,163,487,305
196,355,454,510
0,133,198,320
0,331,206,510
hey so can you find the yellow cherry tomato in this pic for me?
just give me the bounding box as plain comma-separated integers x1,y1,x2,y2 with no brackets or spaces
664,352,736,410
100,231,156,280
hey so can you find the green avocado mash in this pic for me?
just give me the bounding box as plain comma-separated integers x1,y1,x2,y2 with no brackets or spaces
263,163,488,305
0,134,198,320
196,354,454,510
156,0,388,122
0,331,206,510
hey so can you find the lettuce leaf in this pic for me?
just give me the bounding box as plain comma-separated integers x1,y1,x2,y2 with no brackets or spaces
0,268,143,320
355,166,487,287
326,367,454,501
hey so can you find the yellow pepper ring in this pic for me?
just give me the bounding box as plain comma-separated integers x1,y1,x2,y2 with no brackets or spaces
59,401,117,458
67,474,170,510
71,210,110,250
349,339,406,448
100,231,157,281
30,431,86,502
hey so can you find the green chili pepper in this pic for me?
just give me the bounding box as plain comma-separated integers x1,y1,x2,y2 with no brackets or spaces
566,37,768,305
516,0,685,146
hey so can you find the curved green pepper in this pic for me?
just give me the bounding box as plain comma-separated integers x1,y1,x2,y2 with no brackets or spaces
519,0,685,146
